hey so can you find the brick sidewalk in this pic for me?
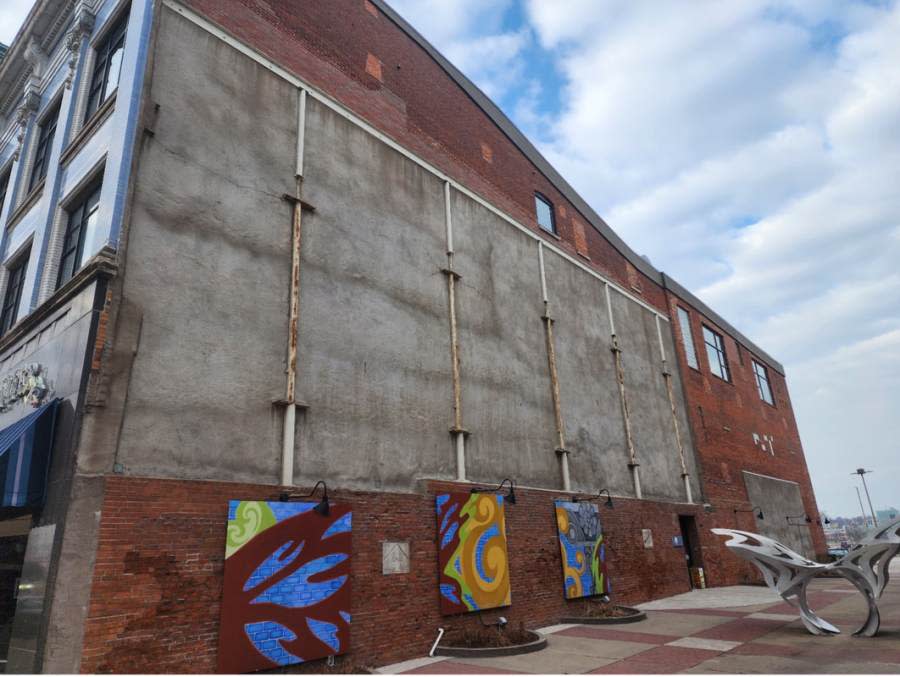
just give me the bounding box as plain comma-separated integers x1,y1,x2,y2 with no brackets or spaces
378,579,900,674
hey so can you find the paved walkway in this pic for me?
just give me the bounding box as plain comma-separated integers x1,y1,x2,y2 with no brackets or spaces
378,573,900,674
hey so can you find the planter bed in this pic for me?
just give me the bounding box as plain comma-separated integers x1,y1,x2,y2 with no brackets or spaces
561,604,647,625
433,628,547,658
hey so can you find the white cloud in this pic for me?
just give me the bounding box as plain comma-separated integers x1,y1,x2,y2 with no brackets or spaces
0,0,33,45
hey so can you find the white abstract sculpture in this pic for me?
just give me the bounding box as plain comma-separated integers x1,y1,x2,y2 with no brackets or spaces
713,518,900,637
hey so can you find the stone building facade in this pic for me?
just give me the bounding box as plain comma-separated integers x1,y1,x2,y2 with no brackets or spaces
0,0,826,671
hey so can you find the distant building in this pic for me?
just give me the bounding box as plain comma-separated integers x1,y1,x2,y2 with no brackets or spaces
0,0,826,671
877,508,899,523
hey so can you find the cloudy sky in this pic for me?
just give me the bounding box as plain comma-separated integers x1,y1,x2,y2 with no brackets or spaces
4,2,897,518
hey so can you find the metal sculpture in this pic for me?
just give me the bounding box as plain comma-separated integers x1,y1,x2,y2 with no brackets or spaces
713,518,900,637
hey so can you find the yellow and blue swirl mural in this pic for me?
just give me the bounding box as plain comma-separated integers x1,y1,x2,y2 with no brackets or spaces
218,500,352,673
435,493,511,614
555,500,609,599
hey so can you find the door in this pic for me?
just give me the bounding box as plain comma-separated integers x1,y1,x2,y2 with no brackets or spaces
678,515,702,588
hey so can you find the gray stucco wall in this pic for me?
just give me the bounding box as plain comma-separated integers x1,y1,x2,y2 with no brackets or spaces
451,194,559,488
294,98,452,490
111,7,296,482
743,471,814,557
111,6,702,502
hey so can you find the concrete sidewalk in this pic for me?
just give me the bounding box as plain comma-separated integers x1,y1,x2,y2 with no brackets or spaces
377,576,900,674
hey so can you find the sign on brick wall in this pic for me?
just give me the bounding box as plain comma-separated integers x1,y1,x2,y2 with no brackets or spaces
218,500,352,672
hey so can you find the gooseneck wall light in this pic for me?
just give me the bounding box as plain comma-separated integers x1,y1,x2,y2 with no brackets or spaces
280,480,330,517
471,478,517,505
574,488,614,509
733,505,765,520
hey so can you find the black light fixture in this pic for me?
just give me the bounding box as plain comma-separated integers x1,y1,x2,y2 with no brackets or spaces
574,488,614,509
280,480,330,517
733,505,764,520
471,478,516,505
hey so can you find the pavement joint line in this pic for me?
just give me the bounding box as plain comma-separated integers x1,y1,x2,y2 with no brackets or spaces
536,623,579,634
666,637,743,652
375,656,447,674
747,612,799,621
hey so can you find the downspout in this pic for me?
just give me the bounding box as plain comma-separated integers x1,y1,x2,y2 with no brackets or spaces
281,88,307,487
441,181,468,480
656,315,692,503
605,283,641,498
539,243,570,491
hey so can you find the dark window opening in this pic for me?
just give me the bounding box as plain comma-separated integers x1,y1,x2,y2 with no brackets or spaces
702,325,730,382
0,247,30,336
28,104,60,193
57,182,102,289
753,359,775,406
0,170,9,218
534,192,556,235
84,12,129,122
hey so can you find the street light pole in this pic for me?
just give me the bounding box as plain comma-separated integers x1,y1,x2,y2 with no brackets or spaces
856,486,870,528
854,468,878,527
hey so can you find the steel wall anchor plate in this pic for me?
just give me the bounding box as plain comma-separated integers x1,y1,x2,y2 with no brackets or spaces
712,518,900,637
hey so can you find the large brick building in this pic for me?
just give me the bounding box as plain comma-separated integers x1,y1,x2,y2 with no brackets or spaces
0,0,825,672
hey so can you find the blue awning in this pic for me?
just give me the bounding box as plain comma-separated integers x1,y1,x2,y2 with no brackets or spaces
0,398,59,508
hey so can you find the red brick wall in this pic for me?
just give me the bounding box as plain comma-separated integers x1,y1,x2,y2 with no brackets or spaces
81,475,727,672
180,0,666,312
664,290,828,566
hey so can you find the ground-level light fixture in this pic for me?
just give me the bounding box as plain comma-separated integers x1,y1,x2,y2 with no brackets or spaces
471,478,516,504
733,505,764,520
280,480,330,517
574,488,614,509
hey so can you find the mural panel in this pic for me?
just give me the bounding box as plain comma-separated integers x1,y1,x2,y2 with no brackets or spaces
435,493,511,614
554,500,609,599
218,500,352,673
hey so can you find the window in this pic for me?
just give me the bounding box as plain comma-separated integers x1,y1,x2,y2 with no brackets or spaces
57,182,102,288
752,359,774,405
0,169,9,218
676,307,699,369
535,192,556,235
29,103,60,193
0,248,30,336
84,14,128,122
702,325,730,381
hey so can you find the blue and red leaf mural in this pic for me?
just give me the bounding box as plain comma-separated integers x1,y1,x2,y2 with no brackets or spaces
218,501,352,673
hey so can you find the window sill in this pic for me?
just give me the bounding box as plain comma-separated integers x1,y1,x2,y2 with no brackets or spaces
60,94,117,168
539,227,561,241
710,373,734,386
6,180,45,231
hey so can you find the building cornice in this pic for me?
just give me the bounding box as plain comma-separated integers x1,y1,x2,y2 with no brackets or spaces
0,0,71,119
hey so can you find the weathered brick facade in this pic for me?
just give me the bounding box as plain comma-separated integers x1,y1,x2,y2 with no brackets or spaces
70,0,827,671
82,477,707,673
665,288,827,570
